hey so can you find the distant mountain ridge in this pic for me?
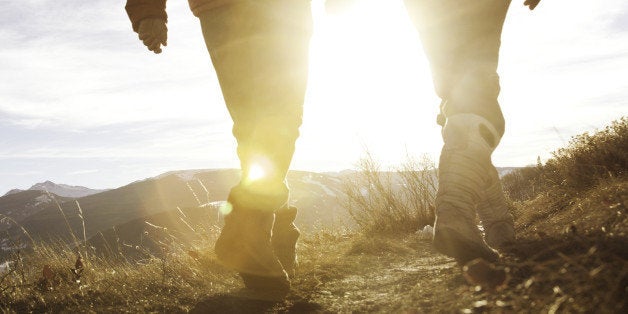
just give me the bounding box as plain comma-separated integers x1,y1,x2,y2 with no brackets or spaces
3,181,108,198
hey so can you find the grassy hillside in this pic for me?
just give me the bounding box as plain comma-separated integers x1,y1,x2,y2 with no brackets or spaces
0,191,71,231
0,118,626,312
503,117,627,238
5,174,207,247
497,117,627,312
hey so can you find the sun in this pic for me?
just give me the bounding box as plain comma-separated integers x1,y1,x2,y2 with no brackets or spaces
296,0,443,170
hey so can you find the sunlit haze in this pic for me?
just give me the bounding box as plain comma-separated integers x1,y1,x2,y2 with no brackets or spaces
1,0,627,194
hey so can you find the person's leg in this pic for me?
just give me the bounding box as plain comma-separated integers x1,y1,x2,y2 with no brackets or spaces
405,0,509,133
198,0,312,291
404,0,514,263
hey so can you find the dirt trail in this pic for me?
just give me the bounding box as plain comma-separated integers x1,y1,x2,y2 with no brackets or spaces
191,236,490,313
189,227,627,313
294,241,462,312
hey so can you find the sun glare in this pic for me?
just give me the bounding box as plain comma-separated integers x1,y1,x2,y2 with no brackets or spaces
247,162,267,182
298,0,442,170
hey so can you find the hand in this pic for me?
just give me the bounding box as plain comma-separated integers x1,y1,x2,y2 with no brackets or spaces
138,18,167,54
524,0,541,10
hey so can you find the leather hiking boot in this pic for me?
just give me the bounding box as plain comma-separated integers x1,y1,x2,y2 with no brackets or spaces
484,220,515,249
477,168,515,249
433,114,503,264
272,206,300,278
433,212,499,264
214,207,289,294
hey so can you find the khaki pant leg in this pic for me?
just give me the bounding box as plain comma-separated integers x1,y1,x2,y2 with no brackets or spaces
404,0,511,135
199,0,313,211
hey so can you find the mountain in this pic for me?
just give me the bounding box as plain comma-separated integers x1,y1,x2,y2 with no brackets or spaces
0,190,72,231
0,190,73,251
2,181,107,198
3,189,24,196
25,181,108,198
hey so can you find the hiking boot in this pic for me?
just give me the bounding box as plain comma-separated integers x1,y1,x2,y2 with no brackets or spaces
477,169,515,249
433,212,499,264
272,206,300,278
433,114,503,264
484,220,515,249
214,206,289,294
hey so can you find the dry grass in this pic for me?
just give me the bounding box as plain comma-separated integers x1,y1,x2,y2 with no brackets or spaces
0,234,240,313
0,201,238,313
340,153,436,235
495,117,628,312
502,117,627,202
497,232,627,313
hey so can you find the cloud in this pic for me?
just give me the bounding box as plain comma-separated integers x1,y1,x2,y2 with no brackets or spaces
0,0,129,49
495,0,628,165
68,169,100,175
0,114,234,160
605,1,628,34
0,0,222,129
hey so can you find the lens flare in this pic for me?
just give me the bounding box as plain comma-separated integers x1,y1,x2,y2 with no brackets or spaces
247,162,266,182
219,202,233,216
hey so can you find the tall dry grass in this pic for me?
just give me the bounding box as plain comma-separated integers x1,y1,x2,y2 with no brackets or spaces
341,153,436,235
0,185,231,312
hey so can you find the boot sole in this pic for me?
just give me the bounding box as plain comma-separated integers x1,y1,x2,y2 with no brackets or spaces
433,227,499,264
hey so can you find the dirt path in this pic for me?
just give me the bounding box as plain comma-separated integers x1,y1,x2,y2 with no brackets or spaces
189,229,626,313
190,235,487,313
294,242,462,312
192,236,468,313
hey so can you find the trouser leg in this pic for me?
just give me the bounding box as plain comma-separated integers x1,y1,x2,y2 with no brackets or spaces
404,0,512,262
404,0,510,134
198,0,312,291
200,0,312,212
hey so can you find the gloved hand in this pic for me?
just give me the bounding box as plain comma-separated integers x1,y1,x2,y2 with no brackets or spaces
138,18,167,54
523,0,541,10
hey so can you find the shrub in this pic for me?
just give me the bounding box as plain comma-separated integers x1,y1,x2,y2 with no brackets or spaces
341,153,436,235
502,117,627,201
545,117,627,188
501,158,545,202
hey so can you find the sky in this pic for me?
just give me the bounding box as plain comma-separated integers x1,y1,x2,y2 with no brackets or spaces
1,0,627,194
